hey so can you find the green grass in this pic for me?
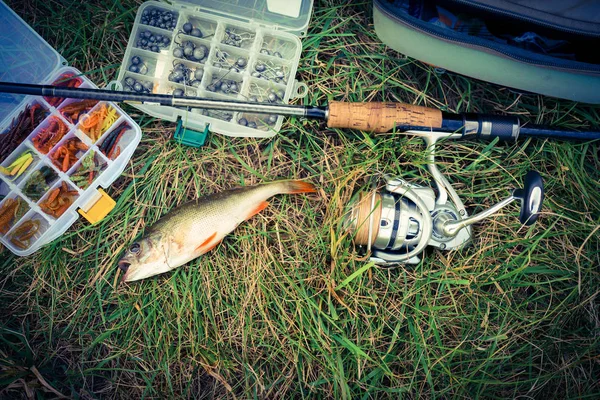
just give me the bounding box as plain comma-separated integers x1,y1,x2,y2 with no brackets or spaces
1,0,600,398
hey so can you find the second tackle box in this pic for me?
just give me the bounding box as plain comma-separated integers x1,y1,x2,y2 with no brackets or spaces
0,1,142,256
115,0,314,138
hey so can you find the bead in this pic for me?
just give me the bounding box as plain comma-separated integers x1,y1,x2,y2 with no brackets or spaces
129,65,139,73
255,63,266,72
276,89,285,99
131,56,141,65
143,81,153,90
183,22,192,33
194,69,204,80
248,121,257,129
151,45,159,52
251,72,261,78
267,93,277,102
173,88,184,96
238,118,248,126
236,58,247,68
144,31,152,38
173,48,183,58
133,82,143,92
249,96,258,102
191,80,201,88
229,67,239,73
193,48,206,60
191,28,202,38
206,84,216,92
273,51,283,58
267,115,278,124
163,37,170,45
124,77,135,86
260,49,270,55
230,83,238,92
183,46,194,57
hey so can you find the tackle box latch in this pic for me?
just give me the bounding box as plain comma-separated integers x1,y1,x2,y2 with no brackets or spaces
173,117,209,147
78,188,116,224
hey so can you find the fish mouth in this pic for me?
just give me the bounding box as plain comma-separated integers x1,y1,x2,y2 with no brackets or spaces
118,260,131,272
118,261,131,282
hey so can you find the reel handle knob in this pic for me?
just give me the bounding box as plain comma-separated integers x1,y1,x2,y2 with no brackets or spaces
512,170,544,226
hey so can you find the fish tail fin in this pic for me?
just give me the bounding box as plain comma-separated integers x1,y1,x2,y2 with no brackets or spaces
280,180,317,194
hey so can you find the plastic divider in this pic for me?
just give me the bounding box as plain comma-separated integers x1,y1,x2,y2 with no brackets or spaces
178,12,218,39
137,2,180,32
18,158,60,202
132,25,173,55
3,210,51,252
217,23,257,50
0,143,41,185
0,192,31,236
258,32,299,60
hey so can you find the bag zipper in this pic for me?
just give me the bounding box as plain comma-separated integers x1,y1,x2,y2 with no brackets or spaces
374,0,600,73
450,0,600,37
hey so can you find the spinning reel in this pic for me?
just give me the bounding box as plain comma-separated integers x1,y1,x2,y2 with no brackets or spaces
343,130,544,265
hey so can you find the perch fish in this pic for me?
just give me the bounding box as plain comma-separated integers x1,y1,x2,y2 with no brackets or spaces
118,180,316,282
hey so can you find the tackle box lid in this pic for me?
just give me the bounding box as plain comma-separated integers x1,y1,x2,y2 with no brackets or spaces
172,0,314,36
0,1,142,256
0,0,66,128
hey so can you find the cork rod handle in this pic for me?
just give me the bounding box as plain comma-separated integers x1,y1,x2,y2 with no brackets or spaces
327,101,444,133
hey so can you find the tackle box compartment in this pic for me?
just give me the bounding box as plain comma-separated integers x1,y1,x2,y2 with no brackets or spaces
114,0,314,138
0,2,142,256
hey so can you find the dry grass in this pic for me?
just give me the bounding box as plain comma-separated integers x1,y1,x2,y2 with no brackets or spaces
1,0,599,398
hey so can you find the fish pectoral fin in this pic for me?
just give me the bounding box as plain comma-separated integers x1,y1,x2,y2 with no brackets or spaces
201,239,221,253
195,232,220,254
246,201,269,220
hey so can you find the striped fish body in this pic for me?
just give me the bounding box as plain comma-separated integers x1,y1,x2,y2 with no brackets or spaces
118,180,316,282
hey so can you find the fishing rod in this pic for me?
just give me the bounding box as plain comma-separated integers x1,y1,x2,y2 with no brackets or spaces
1,81,599,141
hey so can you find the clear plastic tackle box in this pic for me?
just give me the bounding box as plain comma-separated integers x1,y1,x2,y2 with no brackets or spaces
0,1,142,256
114,0,314,138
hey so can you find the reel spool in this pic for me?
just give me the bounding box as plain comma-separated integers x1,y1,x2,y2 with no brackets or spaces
344,186,433,264
344,171,544,266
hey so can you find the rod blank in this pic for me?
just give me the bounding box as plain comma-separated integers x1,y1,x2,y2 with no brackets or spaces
0,81,598,141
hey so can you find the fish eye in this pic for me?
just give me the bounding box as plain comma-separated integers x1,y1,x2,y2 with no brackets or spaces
129,242,141,254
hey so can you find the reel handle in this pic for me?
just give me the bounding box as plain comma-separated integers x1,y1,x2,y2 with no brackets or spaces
439,170,544,238
512,170,544,226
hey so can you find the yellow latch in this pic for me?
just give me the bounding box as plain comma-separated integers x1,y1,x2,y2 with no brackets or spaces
78,188,116,224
